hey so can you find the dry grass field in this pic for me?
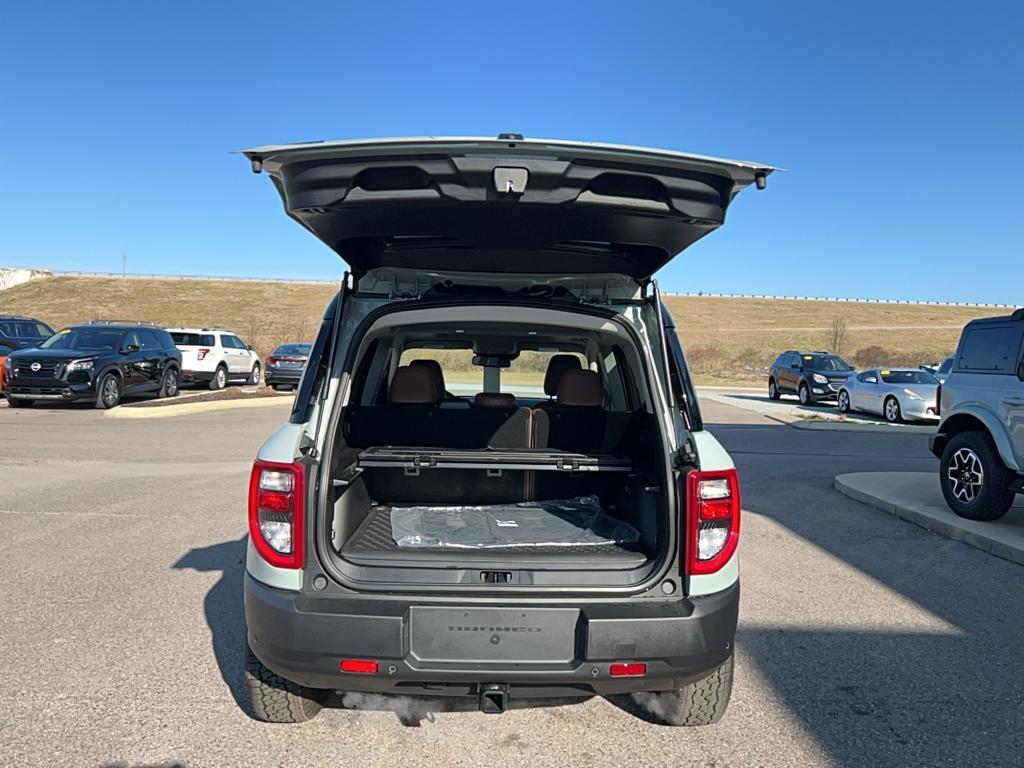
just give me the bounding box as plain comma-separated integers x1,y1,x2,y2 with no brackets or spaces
0,276,1008,384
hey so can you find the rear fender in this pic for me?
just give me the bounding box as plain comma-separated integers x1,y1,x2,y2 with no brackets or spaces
937,406,1020,472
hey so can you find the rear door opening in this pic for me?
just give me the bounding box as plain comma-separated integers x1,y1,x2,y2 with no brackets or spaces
316,301,679,591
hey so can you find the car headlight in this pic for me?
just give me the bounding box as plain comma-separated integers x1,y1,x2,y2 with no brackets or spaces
812,373,829,385
66,359,95,372
903,388,923,401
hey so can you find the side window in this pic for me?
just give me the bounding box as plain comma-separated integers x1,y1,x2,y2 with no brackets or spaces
219,335,235,349
138,330,161,350
123,331,143,351
232,336,248,350
958,327,1022,372
664,326,703,431
857,370,877,384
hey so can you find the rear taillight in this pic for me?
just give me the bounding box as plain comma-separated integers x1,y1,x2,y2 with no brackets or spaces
685,469,741,576
248,460,305,569
196,347,211,361
266,357,279,366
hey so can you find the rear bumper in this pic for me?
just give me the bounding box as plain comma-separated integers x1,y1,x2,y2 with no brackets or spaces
181,370,215,384
244,574,738,697
265,368,303,385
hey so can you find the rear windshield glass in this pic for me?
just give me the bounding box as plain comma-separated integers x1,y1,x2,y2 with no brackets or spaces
273,344,312,357
958,327,1021,372
399,347,481,394
171,332,215,346
880,370,936,385
805,354,853,372
40,328,123,352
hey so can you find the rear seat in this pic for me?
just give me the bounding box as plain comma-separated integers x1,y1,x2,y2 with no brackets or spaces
544,369,608,452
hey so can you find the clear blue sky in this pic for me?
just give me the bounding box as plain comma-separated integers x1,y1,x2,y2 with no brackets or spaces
1,1,1021,303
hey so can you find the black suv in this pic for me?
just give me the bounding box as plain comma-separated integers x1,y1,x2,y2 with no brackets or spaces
0,315,54,350
4,322,182,409
768,350,855,404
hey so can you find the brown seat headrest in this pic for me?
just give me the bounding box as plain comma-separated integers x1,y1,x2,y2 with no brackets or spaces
473,392,517,409
543,354,583,396
410,359,446,394
556,369,604,407
389,365,441,405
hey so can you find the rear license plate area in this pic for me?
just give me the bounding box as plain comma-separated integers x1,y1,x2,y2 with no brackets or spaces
409,607,580,665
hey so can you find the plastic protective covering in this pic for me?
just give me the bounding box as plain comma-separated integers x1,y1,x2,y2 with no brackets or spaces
390,495,641,549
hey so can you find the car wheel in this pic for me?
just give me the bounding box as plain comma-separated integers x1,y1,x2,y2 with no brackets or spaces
631,654,734,726
7,398,34,408
209,365,227,391
884,396,902,423
837,389,851,414
160,368,179,398
768,378,780,400
798,383,811,406
95,373,122,409
248,363,261,386
939,431,1016,520
244,643,326,723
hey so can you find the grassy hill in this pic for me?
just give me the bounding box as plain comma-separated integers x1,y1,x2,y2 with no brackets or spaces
0,276,1007,384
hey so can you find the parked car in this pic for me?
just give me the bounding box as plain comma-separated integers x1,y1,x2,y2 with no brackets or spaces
0,342,13,392
837,367,939,423
0,315,54,350
768,350,855,404
265,343,311,391
239,135,774,725
930,309,1024,520
4,322,182,409
166,327,262,390
933,355,955,384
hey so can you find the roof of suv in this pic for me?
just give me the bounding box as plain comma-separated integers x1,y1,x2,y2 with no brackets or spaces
963,308,1024,327
166,327,236,334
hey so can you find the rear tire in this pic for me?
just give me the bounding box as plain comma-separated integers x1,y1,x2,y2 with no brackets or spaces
95,373,122,409
248,363,261,386
884,396,902,424
244,643,326,723
634,654,734,726
768,378,780,400
837,389,851,414
159,368,179,398
209,365,227,391
7,398,33,408
939,431,1016,520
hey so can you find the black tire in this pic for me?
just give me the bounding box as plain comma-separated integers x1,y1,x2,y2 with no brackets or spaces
634,654,734,727
248,363,262,386
768,378,780,400
837,389,851,414
798,382,811,406
209,365,227,391
95,372,122,409
244,643,326,723
7,398,33,408
939,431,1016,521
883,396,902,424
159,367,180,399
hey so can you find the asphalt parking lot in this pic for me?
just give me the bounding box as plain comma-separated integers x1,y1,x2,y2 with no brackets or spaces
2,398,1022,768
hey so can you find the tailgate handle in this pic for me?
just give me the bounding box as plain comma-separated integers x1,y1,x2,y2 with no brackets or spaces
494,167,528,195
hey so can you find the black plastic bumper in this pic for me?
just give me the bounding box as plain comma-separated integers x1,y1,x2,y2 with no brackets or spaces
5,382,95,401
265,369,302,385
244,574,738,698
181,370,214,384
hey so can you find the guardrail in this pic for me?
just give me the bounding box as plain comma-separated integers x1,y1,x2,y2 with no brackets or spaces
45,269,339,285
661,292,1017,309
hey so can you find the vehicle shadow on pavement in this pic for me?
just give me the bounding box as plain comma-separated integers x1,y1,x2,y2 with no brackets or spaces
172,536,251,712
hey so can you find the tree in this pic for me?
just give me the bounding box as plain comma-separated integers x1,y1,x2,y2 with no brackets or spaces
826,317,848,355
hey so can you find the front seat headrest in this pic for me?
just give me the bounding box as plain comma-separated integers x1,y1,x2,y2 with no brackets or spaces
389,365,441,405
473,392,517,409
556,369,604,407
543,354,583,396
410,359,446,394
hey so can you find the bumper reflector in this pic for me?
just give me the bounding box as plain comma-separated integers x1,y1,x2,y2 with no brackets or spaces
340,659,379,675
610,662,647,677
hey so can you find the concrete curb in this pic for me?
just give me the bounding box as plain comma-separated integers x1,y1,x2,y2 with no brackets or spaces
835,472,1024,567
702,392,936,433
106,396,292,419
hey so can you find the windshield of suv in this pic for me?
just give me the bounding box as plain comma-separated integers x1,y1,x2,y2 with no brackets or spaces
40,328,123,352
806,354,853,372
880,370,937,385
273,344,312,357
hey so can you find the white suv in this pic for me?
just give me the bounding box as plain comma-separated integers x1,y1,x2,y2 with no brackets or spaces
167,328,262,390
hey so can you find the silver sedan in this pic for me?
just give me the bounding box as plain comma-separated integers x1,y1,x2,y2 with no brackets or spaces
836,367,940,423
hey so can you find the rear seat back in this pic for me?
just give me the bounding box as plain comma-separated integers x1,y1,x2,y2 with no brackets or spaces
544,369,607,452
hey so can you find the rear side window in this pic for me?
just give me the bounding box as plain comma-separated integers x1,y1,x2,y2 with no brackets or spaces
938,357,954,375
958,327,1022,372
171,332,215,346
139,330,162,350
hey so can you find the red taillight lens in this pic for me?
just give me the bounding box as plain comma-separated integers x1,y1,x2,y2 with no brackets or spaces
685,469,741,576
248,460,305,569
340,659,379,674
266,357,279,366
610,662,647,677
196,348,211,361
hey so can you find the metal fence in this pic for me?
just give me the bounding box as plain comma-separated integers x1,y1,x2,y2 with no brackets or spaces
661,291,1017,310
46,269,339,285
